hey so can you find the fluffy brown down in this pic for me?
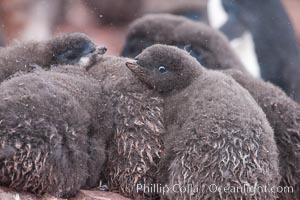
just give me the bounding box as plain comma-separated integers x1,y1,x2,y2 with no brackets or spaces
0,32,97,83
0,65,111,198
126,14,300,199
0,52,166,199
0,33,108,197
127,44,280,200
88,56,165,199
224,70,300,200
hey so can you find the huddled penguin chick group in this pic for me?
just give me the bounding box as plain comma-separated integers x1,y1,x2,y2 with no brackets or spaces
0,33,166,199
0,6,300,199
0,34,109,198
0,32,98,83
126,44,280,199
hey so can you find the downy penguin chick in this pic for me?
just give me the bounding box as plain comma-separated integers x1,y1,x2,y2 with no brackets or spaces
121,14,248,74
154,18,300,198
0,32,98,83
0,46,108,198
126,44,280,199
87,56,165,199
163,19,300,198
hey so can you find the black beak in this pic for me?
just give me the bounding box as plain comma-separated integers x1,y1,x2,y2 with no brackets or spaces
96,46,107,55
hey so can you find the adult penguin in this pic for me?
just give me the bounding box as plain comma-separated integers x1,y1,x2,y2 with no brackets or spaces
207,0,300,101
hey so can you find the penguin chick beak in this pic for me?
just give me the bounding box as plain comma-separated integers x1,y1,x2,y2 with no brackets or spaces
96,45,107,55
125,60,149,79
125,60,139,71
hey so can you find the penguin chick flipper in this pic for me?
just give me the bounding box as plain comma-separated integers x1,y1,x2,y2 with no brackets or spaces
49,32,105,65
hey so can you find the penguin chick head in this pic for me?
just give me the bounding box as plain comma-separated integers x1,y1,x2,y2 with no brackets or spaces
49,32,106,65
121,14,186,58
126,44,201,93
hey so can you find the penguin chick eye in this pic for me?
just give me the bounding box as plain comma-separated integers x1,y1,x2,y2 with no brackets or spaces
158,66,167,74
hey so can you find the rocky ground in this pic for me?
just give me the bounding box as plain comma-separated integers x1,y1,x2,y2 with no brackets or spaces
0,187,131,200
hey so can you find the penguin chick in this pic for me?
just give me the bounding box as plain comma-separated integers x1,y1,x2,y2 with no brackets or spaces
121,14,184,58
223,69,300,200
126,44,280,199
0,52,109,198
154,18,300,198
121,14,248,74
87,56,165,199
0,32,98,83
0,72,91,198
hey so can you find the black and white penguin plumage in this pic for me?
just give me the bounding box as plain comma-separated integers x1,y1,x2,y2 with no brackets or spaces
126,44,280,199
207,0,300,101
